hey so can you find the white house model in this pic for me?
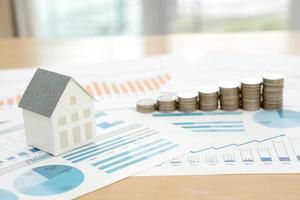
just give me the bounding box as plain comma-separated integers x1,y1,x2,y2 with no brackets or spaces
19,68,96,156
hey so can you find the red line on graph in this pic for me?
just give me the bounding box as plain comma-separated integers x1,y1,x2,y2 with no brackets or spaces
16,94,22,103
127,81,136,93
7,98,14,105
0,100,4,109
143,79,154,91
111,83,120,94
164,74,171,80
135,80,145,92
157,76,166,85
85,85,94,96
101,82,111,95
120,84,128,93
150,78,160,90
93,81,103,96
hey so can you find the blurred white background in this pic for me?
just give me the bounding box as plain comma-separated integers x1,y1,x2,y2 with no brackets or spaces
0,0,299,38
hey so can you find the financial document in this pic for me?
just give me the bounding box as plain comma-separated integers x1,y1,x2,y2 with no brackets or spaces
0,109,191,200
136,53,300,176
2,107,289,199
0,56,191,119
137,108,300,176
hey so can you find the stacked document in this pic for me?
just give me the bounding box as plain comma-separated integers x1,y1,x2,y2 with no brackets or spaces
0,54,300,199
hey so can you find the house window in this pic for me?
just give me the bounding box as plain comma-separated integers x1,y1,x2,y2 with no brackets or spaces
71,112,79,122
59,130,68,149
57,116,66,126
70,96,76,105
83,109,91,118
72,126,81,144
85,122,93,139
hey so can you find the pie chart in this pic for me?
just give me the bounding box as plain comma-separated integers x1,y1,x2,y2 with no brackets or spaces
253,109,300,128
14,165,84,196
0,189,18,200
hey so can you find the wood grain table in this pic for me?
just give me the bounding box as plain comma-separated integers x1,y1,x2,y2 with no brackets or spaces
0,31,300,200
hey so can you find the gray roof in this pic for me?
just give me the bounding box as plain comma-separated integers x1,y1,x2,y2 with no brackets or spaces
19,68,94,118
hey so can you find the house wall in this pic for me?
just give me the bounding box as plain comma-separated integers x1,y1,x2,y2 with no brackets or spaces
23,109,54,154
51,80,95,155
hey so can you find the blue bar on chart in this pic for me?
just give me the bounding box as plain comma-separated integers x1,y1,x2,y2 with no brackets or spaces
0,124,24,136
29,148,40,153
92,139,166,167
288,137,300,161
153,111,243,117
97,141,173,170
63,126,159,163
67,130,158,163
273,140,290,162
64,124,144,158
173,121,245,133
239,148,254,162
257,147,272,162
223,153,236,163
95,111,106,118
97,121,124,129
105,144,179,174
6,156,15,161
17,152,28,157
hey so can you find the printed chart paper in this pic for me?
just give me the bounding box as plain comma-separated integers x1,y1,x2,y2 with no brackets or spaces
0,109,191,200
0,55,191,117
1,107,289,199
137,108,300,176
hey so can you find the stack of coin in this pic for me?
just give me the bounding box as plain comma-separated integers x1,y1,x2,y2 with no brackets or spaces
198,86,219,111
177,92,198,112
157,93,177,112
241,77,262,111
262,73,284,110
219,81,240,111
136,98,157,113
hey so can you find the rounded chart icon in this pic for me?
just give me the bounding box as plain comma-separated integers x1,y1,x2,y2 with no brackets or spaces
253,109,300,128
14,165,84,196
0,189,18,200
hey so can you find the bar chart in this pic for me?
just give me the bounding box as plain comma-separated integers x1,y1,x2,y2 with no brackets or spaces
0,122,50,175
152,111,243,117
63,122,179,174
84,73,171,98
139,133,300,176
173,121,245,133
0,72,172,111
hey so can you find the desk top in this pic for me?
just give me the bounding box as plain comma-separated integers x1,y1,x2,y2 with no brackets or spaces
0,31,300,68
0,31,300,200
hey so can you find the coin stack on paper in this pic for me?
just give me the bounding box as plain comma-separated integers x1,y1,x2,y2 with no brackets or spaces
157,94,177,112
198,86,219,111
135,72,285,113
177,92,198,112
136,98,157,113
241,77,262,111
219,81,241,111
262,73,284,110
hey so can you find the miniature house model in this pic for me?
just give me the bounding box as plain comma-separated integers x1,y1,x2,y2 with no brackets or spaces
19,68,96,156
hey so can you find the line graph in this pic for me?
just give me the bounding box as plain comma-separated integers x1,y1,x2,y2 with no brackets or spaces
138,133,300,176
191,134,285,153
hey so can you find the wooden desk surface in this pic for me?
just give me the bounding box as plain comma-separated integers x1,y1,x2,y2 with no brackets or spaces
0,31,300,200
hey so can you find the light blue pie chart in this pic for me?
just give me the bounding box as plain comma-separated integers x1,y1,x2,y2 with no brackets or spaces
253,109,300,128
0,189,18,200
14,165,84,196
